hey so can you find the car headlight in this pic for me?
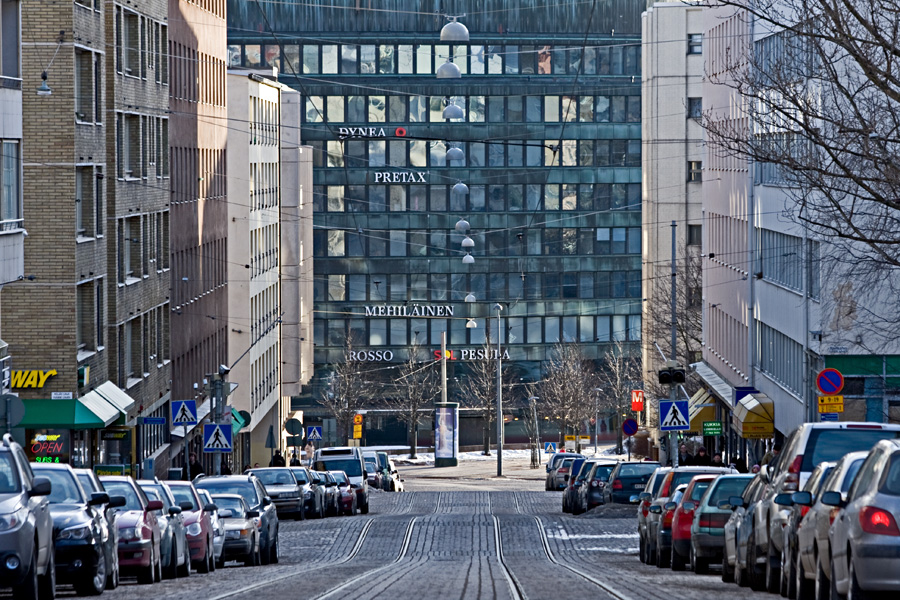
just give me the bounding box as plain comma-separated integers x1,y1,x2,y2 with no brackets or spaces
186,522,203,537
119,526,141,541
303,491,312,498
225,530,241,540
58,524,92,541
0,507,27,532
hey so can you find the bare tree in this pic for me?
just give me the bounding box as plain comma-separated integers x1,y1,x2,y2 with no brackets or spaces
319,339,380,442
539,342,599,451
598,339,644,453
379,339,438,459
702,0,900,341
459,341,506,455
521,390,542,468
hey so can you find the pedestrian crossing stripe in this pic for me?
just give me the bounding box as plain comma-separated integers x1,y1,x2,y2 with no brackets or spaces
203,423,233,452
659,400,690,431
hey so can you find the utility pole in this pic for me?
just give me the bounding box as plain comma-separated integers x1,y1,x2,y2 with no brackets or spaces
495,303,503,477
670,220,679,468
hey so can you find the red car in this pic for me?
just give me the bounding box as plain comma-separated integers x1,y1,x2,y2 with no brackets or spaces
331,471,357,516
165,481,217,573
670,474,718,570
99,476,163,584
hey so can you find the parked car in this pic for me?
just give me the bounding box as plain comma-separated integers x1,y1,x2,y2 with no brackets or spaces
138,479,189,580
722,471,768,588
378,453,403,492
545,452,584,491
575,461,617,515
636,467,671,564
313,447,369,514
319,472,340,516
604,461,661,504
363,457,383,491
99,475,163,585
195,474,279,564
689,473,753,574
757,421,900,593
0,434,54,600
74,468,124,589
670,474,718,570
562,458,589,513
196,489,225,568
650,483,687,568
777,460,837,600
363,451,388,491
331,471,357,515
824,438,900,599
289,466,325,519
248,468,303,520
165,481,216,573
210,494,260,567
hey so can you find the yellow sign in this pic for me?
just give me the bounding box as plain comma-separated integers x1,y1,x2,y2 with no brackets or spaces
818,395,844,413
564,435,576,441
11,369,58,389
353,424,362,439
353,414,363,425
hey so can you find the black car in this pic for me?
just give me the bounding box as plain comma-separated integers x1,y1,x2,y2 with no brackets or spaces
195,474,279,565
74,469,124,590
575,461,618,514
32,463,123,596
603,461,661,504
289,466,325,519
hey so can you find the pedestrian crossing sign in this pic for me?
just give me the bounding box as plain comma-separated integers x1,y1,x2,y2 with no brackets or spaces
172,400,197,426
544,442,557,453
203,423,232,453
659,400,690,431
307,426,322,441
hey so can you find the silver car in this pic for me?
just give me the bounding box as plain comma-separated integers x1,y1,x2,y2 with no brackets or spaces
825,438,900,598
197,489,225,567
248,468,303,519
138,479,190,579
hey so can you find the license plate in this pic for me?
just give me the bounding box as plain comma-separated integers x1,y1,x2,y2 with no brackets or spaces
634,484,644,489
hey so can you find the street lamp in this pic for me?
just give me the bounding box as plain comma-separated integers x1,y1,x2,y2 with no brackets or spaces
494,303,503,477
593,387,603,455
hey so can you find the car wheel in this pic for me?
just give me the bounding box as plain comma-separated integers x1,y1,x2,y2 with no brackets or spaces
243,541,258,567
197,544,211,574
163,540,178,580
138,543,156,585
655,537,670,569
671,546,686,571
814,553,829,600
796,549,813,600
638,534,646,564
154,544,163,582
270,529,279,564
177,545,190,578
360,499,370,515
766,541,782,594
75,547,106,596
735,553,749,588
260,533,271,565
722,552,734,583
847,555,868,600
830,557,842,600
14,544,39,600
208,540,216,572
692,546,709,575
747,533,765,591
783,545,797,599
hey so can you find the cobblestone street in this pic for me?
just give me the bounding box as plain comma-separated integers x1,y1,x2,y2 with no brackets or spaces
15,485,767,600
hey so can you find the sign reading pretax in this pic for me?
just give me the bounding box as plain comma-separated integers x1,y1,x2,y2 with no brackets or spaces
816,368,844,395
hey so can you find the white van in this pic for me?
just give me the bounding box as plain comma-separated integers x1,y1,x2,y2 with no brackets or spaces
313,447,369,514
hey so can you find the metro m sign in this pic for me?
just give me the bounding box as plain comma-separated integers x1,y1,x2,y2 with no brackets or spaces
631,390,645,412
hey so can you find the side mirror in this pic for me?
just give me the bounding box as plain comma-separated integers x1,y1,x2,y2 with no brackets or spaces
629,495,640,504
682,501,696,511
217,508,233,518
774,493,794,506
147,500,164,511
29,477,52,497
246,510,259,518
179,501,193,512
89,492,110,506
648,504,662,514
639,492,651,502
262,496,272,506
168,506,182,516
820,491,846,508
717,500,733,510
203,503,218,513
392,470,398,475
791,491,813,507
108,496,126,509
729,496,746,509
363,470,368,478
664,502,677,511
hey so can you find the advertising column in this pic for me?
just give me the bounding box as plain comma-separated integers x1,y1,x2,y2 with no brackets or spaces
434,402,458,468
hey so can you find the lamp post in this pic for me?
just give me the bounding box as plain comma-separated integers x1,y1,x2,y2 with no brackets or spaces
528,395,540,468
593,387,603,455
494,303,503,477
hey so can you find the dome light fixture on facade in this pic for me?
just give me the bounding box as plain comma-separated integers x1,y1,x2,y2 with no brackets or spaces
455,218,470,233
466,319,477,329
436,61,461,79
462,253,475,264
440,16,469,42
461,236,474,249
465,293,476,303
452,181,469,195
447,146,465,161
442,103,465,120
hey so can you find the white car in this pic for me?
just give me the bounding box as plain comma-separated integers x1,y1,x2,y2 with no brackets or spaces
197,489,225,567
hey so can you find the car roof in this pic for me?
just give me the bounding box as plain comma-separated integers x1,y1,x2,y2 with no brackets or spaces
99,475,131,482
30,463,72,470
210,493,244,500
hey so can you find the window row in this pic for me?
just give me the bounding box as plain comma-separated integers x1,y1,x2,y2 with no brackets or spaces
250,161,279,211
251,283,280,343
305,94,641,124
250,342,279,410
119,305,170,385
314,183,641,214
250,223,279,278
76,278,105,352
116,211,170,283
316,313,642,349
76,165,104,238
171,239,226,307
756,320,802,395
315,137,640,170
0,140,20,224
116,113,169,179
757,228,819,298
250,95,279,146
171,42,224,106
114,6,168,84
74,49,102,124
230,42,641,78
314,271,641,303
171,147,225,203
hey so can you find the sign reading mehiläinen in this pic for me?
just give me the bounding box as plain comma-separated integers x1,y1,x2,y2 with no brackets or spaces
365,305,453,317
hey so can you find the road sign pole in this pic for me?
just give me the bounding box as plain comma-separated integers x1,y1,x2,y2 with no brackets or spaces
670,220,678,468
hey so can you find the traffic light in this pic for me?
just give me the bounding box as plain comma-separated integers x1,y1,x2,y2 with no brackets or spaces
658,366,685,385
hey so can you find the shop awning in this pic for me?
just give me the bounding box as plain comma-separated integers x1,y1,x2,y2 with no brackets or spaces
691,362,735,405
86,382,136,426
688,389,717,433
19,397,119,429
231,407,247,436
732,393,775,439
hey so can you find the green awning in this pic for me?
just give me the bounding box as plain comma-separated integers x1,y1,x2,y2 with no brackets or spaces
20,397,119,429
231,407,247,436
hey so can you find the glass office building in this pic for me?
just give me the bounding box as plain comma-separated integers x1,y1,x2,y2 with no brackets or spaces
227,0,644,443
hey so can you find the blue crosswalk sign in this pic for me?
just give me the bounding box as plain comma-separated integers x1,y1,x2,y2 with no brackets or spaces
307,426,322,441
203,423,232,453
544,442,557,453
172,400,197,426
660,400,690,431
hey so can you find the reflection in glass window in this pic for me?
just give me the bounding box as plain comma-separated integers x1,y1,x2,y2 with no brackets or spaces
508,143,523,167
562,96,577,122
245,45,261,67
389,274,406,301
328,320,345,346
359,45,375,73
369,231,386,256
390,186,406,212
561,185,577,210
430,142,446,167
545,96,559,121
430,319,447,345
453,45,468,74
411,273,427,300
302,46,318,73
228,45,242,67
347,96,365,122
471,46,485,74
488,143,505,167
430,186,447,211
370,320,387,345
390,230,406,256
369,140,385,167
435,44,449,68
505,46,518,73
429,231,445,257
410,140,426,167
416,44,431,74
628,315,642,341
488,96,505,122
388,96,407,122
520,45,536,74
579,140,594,166
306,96,324,123
611,96,626,122
347,231,364,255
562,228,577,254
561,140,577,166
595,96,610,122
264,45,280,68
545,184,559,210
389,141,406,167
487,46,503,73
429,273,447,300
613,315,627,341
489,186,504,211
611,46,623,74
346,141,365,168
397,45,413,73
545,142,559,167
370,186,386,212
612,228,626,253
347,184,366,212
327,230,345,256
428,97,444,122
327,96,344,122
283,46,300,72
582,47,597,74
469,96,485,122
579,273,593,298
348,275,366,301
527,317,542,344
341,45,358,73
597,46,609,74
409,186,426,211
469,142,485,167
537,46,552,74
409,231,427,257
525,96,542,122
322,45,338,73
328,275,345,301
327,185,344,211
627,96,641,122
545,317,560,342
579,315,593,342
378,45,394,73
326,141,344,167
596,317,610,342
369,96,385,122
391,319,407,345
468,186,484,212
579,96,594,122
410,96,427,122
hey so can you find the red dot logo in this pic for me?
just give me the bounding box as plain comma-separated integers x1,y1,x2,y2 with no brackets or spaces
394,127,407,137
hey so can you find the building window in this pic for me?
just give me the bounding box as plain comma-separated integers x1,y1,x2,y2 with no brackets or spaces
74,50,93,122
158,25,168,84
120,10,140,75
94,168,103,235
688,160,703,182
0,0,19,79
757,320,803,393
118,113,141,178
0,140,20,223
687,97,702,119
759,228,804,292
95,280,104,348
75,167,93,237
687,224,702,246
76,282,93,350
688,34,703,55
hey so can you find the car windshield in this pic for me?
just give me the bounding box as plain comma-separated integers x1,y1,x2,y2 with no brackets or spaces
840,458,866,493
251,470,296,486
883,455,900,496
802,429,900,472
651,472,667,494
213,496,246,515
592,465,615,481
314,459,362,477
619,463,658,477
671,470,717,489
332,472,348,484
169,486,198,510
33,468,84,504
76,473,95,492
197,480,259,508
102,481,143,510
572,460,588,479
706,477,752,506
290,469,309,483
689,480,712,501
364,460,378,472
141,484,172,508
0,454,20,493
